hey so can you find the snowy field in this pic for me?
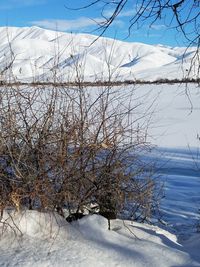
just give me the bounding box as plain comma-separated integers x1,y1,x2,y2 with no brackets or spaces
143,147,200,234
137,83,200,148
0,83,200,266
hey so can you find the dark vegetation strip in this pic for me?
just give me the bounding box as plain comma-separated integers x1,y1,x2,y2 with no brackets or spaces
0,78,199,87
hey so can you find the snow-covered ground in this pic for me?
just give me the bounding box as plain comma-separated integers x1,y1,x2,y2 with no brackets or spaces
142,147,200,234
137,83,200,148
0,211,199,267
0,83,199,266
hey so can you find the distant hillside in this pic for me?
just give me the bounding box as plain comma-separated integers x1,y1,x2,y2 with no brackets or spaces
0,26,198,83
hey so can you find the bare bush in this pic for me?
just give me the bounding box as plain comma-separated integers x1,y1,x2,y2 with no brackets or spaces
0,81,160,225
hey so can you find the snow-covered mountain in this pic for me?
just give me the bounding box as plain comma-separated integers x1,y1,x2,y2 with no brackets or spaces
0,26,198,82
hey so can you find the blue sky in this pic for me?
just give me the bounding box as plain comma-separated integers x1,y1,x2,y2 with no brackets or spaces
0,0,197,46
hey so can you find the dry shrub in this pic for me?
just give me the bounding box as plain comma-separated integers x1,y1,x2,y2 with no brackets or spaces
0,82,160,223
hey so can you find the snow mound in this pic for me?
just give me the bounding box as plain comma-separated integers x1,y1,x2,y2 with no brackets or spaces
77,214,110,241
1,210,79,240
0,212,199,266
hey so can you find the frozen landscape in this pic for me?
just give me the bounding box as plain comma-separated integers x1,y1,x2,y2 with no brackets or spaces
0,27,199,266
0,26,198,82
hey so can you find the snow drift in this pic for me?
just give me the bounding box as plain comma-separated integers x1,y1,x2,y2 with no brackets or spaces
0,211,199,266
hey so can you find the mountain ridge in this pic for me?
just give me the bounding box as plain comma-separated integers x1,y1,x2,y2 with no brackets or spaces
0,26,198,82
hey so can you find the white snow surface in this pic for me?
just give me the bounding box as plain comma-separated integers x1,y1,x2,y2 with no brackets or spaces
136,83,200,148
0,26,198,82
0,211,199,267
